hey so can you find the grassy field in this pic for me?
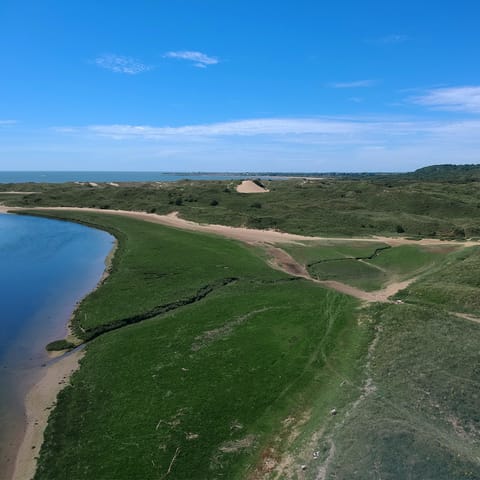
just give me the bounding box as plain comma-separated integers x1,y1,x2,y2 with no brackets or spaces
325,304,480,480
284,241,454,291
397,246,480,314
27,211,368,480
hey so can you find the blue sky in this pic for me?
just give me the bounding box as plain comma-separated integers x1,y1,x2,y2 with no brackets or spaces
1,0,480,172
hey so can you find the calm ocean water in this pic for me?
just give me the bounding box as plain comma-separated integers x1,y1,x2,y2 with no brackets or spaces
0,213,113,477
0,171,261,184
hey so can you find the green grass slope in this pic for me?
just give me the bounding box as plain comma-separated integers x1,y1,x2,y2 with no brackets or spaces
325,304,480,480
28,211,367,480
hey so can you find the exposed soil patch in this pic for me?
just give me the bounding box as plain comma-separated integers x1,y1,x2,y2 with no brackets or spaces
236,180,269,194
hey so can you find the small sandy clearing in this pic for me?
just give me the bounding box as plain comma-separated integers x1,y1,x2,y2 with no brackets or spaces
108,182,120,187
236,180,269,193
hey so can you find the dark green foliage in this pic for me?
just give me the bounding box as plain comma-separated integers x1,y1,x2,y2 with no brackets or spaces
45,339,76,351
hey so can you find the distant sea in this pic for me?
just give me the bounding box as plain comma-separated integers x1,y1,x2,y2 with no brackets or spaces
0,171,278,184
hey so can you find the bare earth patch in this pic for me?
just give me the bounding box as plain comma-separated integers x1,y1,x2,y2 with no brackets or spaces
236,180,269,193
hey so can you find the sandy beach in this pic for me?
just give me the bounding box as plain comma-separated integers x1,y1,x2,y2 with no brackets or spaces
12,350,83,480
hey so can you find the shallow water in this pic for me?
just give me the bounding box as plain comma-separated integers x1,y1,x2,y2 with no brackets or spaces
0,213,113,478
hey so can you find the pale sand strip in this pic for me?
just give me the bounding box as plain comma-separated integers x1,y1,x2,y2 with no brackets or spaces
0,192,38,195
12,350,83,480
3,206,478,248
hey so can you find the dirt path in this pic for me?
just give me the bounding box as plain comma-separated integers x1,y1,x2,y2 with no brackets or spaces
1,206,470,303
265,245,415,303
2,206,478,248
451,312,480,325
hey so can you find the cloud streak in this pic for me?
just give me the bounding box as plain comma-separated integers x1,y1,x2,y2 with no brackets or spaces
328,80,378,88
94,54,152,74
55,117,480,147
411,86,480,113
164,51,219,68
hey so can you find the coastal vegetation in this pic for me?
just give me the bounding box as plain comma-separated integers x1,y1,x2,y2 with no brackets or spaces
3,165,480,239
3,165,480,479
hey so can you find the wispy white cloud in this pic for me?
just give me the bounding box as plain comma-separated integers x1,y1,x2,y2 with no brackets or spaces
328,80,378,88
84,118,370,139
164,51,219,68
56,117,480,146
14,116,480,171
94,54,152,74
0,120,17,125
411,86,480,113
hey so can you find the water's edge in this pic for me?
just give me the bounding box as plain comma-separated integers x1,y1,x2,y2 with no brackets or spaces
0,212,115,480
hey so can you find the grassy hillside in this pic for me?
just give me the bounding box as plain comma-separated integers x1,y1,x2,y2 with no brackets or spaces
325,304,480,480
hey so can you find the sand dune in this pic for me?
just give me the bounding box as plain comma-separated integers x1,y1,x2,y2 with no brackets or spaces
236,180,269,193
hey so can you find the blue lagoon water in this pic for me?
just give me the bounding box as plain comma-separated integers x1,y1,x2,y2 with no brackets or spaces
0,213,113,477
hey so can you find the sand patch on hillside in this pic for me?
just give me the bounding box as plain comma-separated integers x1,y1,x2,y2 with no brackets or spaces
236,180,269,193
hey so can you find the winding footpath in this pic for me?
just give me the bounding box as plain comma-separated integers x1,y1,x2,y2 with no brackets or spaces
2,205,478,304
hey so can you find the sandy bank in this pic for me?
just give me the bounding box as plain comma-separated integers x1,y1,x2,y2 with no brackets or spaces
12,350,83,480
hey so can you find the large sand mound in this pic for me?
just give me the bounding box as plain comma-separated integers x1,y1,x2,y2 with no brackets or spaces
236,180,269,193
